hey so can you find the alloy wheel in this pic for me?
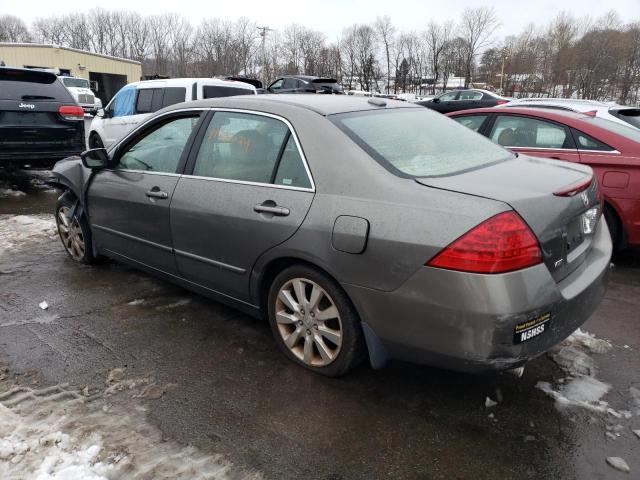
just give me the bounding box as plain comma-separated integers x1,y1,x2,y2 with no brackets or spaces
275,278,343,367
57,206,85,261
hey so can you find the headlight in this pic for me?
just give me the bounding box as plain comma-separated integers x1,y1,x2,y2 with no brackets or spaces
582,207,599,235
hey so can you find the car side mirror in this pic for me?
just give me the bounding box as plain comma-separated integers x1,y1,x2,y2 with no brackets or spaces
81,148,109,169
96,108,106,118
433,98,440,103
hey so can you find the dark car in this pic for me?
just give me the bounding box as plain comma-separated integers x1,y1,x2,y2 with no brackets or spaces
417,89,510,114
448,107,640,251
0,67,85,169
267,76,343,94
50,95,609,377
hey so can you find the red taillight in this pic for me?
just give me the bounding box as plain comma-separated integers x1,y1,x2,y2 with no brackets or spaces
496,100,508,105
58,105,84,121
427,211,542,274
553,175,592,197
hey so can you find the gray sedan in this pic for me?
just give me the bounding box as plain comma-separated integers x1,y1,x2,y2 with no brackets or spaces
50,95,611,376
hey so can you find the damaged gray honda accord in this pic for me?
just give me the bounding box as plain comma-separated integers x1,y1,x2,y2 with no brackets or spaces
49,95,611,376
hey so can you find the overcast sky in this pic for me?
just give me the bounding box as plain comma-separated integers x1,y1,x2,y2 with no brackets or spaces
1,0,639,40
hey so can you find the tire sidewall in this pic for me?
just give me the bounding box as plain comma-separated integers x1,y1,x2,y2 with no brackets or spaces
55,195,94,264
267,265,365,377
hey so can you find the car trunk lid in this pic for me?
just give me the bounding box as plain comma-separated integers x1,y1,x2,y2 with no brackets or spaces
416,155,601,282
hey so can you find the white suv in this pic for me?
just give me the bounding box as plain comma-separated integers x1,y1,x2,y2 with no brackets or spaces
500,98,640,129
88,78,257,149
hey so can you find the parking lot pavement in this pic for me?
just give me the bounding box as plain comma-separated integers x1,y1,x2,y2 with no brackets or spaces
1,175,639,479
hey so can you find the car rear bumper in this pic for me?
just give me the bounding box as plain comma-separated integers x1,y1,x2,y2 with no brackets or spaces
0,149,84,167
345,218,612,372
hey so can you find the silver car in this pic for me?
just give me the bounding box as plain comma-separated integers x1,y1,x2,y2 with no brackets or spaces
50,95,611,376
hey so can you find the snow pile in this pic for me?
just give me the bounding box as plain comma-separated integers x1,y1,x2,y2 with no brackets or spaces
537,377,610,413
0,376,262,480
536,328,613,413
0,188,26,198
0,215,58,257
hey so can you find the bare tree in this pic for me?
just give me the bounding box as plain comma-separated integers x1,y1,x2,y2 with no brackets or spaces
424,21,452,94
0,15,31,42
375,16,395,94
459,7,500,87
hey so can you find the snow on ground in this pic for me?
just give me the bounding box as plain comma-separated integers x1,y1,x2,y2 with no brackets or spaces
0,215,58,257
0,189,26,198
536,328,614,412
0,370,261,480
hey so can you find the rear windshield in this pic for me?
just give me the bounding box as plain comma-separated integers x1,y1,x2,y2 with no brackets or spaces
610,109,640,129
331,108,513,177
0,69,72,101
203,85,254,99
583,116,640,143
312,80,342,93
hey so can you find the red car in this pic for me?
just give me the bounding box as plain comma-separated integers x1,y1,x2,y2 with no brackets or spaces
448,107,640,251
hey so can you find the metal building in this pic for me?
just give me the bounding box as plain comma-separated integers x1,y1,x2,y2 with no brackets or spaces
0,43,141,104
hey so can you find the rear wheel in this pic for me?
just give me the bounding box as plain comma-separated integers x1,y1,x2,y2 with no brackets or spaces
267,265,366,377
55,195,95,264
88,132,104,149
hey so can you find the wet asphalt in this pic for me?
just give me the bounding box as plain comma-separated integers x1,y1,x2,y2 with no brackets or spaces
0,172,639,480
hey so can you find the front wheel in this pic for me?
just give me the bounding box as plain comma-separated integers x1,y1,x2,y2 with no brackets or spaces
55,195,95,264
267,265,366,376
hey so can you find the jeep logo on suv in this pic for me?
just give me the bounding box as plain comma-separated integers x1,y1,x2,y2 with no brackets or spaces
18,102,36,109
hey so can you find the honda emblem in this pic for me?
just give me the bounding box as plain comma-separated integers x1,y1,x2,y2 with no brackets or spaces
580,192,589,206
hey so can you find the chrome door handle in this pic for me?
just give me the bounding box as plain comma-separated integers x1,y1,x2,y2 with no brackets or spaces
254,204,290,216
146,190,168,199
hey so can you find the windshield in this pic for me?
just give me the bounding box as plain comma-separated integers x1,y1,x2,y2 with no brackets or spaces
583,116,640,143
331,108,513,177
62,77,90,89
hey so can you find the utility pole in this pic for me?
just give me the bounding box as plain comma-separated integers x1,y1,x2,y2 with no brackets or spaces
499,52,509,95
257,26,274,85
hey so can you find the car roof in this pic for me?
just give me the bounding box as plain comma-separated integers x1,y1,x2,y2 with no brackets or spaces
447,106,595,122
133,78,256,90
162,93,420,116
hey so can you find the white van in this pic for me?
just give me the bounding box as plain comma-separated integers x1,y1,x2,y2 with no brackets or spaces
88,78,257,149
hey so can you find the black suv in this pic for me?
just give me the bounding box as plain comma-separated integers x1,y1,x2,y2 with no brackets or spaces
0,67,85,169
267,76,343,94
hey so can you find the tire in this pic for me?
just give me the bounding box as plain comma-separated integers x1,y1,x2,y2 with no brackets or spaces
88,132,104,149
267,265,366,376
603,204,623,253
55,194,96,264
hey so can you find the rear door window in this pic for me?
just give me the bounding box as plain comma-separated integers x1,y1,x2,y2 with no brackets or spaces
162,87,186,108
458,91,483,100
490,115,569,149
135,89,155,114
193,112,289,183
202,85,254,98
